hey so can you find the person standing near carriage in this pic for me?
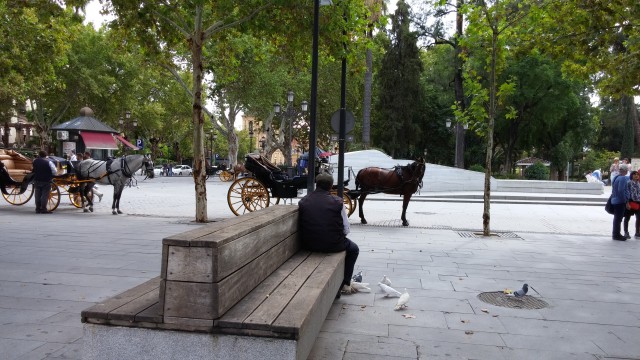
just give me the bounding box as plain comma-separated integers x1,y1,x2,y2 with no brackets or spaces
32,150,57,214
81,151,104,202
298,173,359,297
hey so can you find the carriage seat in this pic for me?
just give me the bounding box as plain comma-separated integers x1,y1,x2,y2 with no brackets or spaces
0,159,31,183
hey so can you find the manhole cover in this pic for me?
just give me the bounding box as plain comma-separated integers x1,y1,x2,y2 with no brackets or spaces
477,291,549,309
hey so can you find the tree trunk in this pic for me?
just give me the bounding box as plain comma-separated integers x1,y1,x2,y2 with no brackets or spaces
483,28,498,237
191,5,207,223
362,46,372,148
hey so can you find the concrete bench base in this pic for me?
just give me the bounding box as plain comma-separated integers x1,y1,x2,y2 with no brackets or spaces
83,324,297,360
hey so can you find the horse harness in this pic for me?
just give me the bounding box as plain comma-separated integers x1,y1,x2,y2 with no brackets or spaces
82,157,137,185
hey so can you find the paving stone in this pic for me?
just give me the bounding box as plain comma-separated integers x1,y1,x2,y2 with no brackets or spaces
415,340,509,359
346,340,417,357
389,324,506,346
499,332,605,354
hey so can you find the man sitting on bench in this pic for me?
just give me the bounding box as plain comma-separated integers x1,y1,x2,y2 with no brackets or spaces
298,173,359,297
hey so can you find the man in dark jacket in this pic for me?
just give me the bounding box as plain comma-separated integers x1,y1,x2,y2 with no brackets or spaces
299,173,359,295
32,150,57,214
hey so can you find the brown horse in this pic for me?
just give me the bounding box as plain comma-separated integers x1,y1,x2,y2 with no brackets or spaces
355,158,426,226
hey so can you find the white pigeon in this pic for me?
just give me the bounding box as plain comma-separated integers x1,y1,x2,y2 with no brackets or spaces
394,289,410,310
381,275,392,287
350,281,371,293
378,282,402,297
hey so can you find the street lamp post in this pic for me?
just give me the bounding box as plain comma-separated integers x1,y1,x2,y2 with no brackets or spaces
274,90,308,168
446,118,467,168
248,121,254,153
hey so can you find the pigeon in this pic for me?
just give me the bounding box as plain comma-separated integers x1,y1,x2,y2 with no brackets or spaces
378,282,402,297
350,281,371,293
381,275,392,287
513,283,528,297
394,289,410,310
352,271,363,283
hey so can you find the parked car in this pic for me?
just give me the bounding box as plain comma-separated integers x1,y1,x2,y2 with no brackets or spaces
172,165,193,176
153,165,164,176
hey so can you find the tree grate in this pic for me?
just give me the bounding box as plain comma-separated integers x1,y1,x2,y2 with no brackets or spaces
457,231,522,239
477,291,549,309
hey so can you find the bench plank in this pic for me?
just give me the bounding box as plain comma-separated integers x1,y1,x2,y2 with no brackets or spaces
215,234,300,317
216,213,298,280
81,277,160,320
108,289,158,321
165,246,213,283
215,251,310,329
272,252,345,335
163,206,296,246
135,302,162,323
243,253,325,331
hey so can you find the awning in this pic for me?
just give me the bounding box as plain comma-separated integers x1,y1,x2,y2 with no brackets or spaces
115,134,140,150
80,131,118,150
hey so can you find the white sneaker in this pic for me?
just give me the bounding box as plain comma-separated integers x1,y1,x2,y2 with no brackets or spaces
97,193,103,202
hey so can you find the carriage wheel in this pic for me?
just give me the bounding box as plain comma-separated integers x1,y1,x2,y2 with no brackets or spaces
242,178,270,212
348,196,357,216
2,184,34,205
219,170,233,182
227,178,270,216
331,190,355,217
70,190,93,208
46,184,61,212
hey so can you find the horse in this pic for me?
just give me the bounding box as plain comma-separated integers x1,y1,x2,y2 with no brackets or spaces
233,163,247,179
355,158,426,226
75,155,154,214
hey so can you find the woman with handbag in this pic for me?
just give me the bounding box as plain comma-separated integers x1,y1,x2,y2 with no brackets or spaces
624,170,640,239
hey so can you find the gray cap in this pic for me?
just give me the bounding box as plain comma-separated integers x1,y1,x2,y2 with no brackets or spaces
315,173,333,185
620,164,629,172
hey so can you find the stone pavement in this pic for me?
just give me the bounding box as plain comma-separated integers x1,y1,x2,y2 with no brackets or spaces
0,176,638,359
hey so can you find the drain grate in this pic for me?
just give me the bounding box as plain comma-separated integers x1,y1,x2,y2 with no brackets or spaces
477,291,549,309
457,231,522,239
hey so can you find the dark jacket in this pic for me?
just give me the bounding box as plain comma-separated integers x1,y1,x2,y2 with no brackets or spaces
298,189,346,252
32,157,54,183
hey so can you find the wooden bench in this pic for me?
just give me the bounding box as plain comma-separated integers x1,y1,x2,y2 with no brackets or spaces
81,205,345,360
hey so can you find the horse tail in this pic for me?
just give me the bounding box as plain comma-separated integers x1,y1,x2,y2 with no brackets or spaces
355,168,365,191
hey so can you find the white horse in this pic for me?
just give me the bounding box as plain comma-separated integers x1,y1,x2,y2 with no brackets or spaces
76,155,154,214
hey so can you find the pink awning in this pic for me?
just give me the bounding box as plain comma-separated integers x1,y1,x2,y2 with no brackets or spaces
80,131,118,150
115,134,140,150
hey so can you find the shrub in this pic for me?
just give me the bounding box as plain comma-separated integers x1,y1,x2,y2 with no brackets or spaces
523,161,550,180
468,164,485,173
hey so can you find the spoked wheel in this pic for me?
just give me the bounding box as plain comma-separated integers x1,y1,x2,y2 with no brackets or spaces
242,178,270,212
2,184,34,205
219,170,233,182
70,190,93,208
227,177,270,216
331,190,355,217
46,184,61,212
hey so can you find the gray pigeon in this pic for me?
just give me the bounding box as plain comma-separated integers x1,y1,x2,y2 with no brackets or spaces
352,271,363,283
513,283,528,297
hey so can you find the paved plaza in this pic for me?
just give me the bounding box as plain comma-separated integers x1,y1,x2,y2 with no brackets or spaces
0,175,638,359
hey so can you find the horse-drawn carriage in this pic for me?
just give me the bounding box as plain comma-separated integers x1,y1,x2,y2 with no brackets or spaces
0,149,95,212
225,154,351,216
1,150,154,214
226,153,426,227
205,163,234,181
